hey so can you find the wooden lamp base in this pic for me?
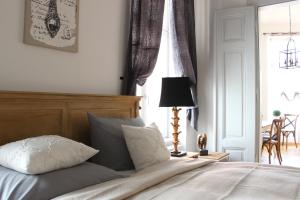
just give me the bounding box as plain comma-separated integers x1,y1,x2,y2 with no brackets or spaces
170,106,187,157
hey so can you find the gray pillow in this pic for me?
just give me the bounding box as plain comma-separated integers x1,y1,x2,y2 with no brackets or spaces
0,162,124,200
87,113,145,170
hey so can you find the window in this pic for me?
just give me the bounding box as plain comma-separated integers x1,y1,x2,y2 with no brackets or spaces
136,0,186,150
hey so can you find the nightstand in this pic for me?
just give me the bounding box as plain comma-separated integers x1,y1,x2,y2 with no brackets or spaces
186,152,230,162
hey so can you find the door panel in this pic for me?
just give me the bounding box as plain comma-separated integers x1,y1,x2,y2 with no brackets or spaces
216,6,257,162
225,51,244,138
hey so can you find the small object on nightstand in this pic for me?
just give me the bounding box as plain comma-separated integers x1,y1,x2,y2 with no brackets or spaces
197,133,208,156
199,149,208,156
190,153,199,158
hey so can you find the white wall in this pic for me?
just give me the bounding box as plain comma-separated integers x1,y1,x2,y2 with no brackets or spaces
186,0,210,152
0,0,130,95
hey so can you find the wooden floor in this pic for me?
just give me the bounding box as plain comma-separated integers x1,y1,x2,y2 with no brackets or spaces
260,143,300,168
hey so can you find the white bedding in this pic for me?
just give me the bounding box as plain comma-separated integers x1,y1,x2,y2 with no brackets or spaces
54,158,300,200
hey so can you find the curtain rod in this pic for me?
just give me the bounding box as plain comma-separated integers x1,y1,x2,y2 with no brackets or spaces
263,32,300,36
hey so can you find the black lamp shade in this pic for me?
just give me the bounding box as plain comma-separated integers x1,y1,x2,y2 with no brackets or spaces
159,77,195,107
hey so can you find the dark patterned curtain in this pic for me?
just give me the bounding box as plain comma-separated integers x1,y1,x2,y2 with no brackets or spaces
173,0,198,130
122,0,165,95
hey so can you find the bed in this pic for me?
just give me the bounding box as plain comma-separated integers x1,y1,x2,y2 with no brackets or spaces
55,159,300,200
0,91,300,200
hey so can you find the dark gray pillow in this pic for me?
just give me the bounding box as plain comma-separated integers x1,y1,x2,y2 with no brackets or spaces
0,162,124,200
87,113,145,170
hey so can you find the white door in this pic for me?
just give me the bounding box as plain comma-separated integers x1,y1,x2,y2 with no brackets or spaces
216,6,258,162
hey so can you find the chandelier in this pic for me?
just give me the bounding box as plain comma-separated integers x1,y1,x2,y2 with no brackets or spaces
279,5,300,69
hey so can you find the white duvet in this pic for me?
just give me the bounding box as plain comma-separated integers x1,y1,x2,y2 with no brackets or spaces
54,158,300,200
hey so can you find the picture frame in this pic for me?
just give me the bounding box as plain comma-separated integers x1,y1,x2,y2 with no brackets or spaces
23,0,79,53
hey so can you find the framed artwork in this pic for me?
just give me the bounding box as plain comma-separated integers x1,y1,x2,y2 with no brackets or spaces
24,0,79,53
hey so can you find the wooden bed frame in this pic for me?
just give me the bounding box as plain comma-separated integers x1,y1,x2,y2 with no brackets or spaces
0,91,141,146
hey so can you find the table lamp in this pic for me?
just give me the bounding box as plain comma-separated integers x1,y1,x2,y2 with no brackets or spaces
159,77,195,157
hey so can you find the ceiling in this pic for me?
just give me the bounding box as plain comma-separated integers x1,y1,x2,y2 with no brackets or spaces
259,1,300,26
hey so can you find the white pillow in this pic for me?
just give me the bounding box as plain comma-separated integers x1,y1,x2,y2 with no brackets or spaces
122,123,170,171
0,135,98,174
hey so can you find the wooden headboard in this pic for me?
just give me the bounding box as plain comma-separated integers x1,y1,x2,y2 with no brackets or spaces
0,91,141,146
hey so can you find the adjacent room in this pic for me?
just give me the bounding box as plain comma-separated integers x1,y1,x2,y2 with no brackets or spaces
0,0,300,199
259,1,300,167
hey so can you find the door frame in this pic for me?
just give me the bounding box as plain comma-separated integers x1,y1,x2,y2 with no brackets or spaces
257,0,296,7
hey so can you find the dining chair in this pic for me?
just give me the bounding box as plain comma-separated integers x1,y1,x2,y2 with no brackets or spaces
281,114,298,150
261,119,283,165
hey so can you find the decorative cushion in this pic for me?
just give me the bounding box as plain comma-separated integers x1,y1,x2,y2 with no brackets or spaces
121,123,170,171
0,135,98,174
87,113,145,170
